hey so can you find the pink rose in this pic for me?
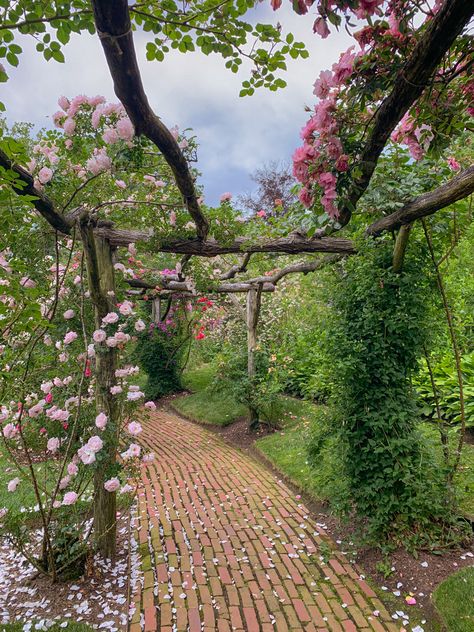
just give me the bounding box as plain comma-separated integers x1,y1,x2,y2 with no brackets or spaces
102,312,119,325
63,309,75,320
38,167,53,185
95,412,108,430
118,300,134,316
93,329,107,343
3,423,17,439
62,491,78,506
86,435,103,453
64,331,78,345
313,17,330,39
104,478,120,492
20,277,36,289
127,421,142,436
7,478,20,492
220,192,232,202
63,118,76,135
134,319,146,332
144,401,156,410
47,437,60,453
67,462,78,476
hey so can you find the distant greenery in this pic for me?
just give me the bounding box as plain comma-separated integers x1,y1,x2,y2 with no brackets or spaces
172,364,247,426
432,567,474,632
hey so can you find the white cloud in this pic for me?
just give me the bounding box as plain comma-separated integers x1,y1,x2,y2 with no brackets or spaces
3,4,352,203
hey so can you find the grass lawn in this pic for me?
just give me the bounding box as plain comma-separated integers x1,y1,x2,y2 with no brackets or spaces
0,454,52,513
256,398,325,499
172,363,247,426
432,566,474,632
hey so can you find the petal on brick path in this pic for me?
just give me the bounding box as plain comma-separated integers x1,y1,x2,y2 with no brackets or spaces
130,410,397,631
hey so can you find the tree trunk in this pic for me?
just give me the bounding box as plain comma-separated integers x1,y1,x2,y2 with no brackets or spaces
246,287,262,431
80,221,118,559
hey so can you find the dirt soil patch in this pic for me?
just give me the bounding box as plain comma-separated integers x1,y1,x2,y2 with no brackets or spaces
0,511,142,630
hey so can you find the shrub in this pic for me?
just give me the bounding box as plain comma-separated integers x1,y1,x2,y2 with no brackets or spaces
135,326,184,400
308,239,469,548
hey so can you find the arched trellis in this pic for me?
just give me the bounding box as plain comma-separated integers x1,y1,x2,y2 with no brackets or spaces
1,0,473,560
125,253,343,429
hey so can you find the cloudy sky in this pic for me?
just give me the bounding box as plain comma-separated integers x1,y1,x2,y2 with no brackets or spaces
3,4,352,205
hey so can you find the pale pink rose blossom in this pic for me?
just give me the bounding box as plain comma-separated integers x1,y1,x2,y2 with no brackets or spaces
86,435,103,453
127,391,144,401
63,309,75,320
38,167,53,184
116,117,134,141
104,478,120,492
220,192,232,202
58,95,70,111
7,478,20,492
64,331,78,345
144,401,156,410
134,319,146,332
63,118,76,135
67,462,78,476
102,312,119,325
93,329,107,343
127,421,143,436
59,475,71,490
47,437,60,453
118,300,134,316
95,412,108,430
110,385,123,395
20,277,36,289
62,491,78,506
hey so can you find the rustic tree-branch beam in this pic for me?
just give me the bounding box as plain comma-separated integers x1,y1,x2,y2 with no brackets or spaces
367,165,474,236
126,278,276,294
90,0,210,240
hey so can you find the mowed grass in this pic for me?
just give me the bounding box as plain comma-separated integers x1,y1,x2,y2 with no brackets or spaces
255,397,327,499
172,364,247,426
432,566,474,632
0,453,53,513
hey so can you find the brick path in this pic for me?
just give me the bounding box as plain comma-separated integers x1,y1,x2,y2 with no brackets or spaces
130,410,397,632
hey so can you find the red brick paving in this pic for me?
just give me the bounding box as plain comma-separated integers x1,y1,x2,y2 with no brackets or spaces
130,410,397,631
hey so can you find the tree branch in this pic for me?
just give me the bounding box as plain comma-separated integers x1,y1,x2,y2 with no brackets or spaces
338,0,474,228
0,148,72,234
367,166,474,236
90,0,210,240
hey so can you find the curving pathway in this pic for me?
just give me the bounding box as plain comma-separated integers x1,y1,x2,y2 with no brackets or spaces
130,409,398,632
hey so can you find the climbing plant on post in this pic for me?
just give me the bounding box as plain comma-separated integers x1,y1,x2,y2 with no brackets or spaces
80,221,118,559
246,285,263,431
